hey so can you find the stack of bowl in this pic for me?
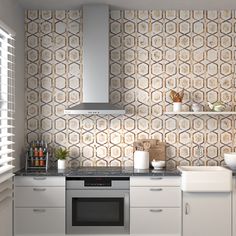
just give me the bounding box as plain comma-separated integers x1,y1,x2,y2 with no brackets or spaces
224,153,236,170
151,160,166,170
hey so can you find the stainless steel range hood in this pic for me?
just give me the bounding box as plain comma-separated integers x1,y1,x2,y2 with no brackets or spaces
64,5,125,115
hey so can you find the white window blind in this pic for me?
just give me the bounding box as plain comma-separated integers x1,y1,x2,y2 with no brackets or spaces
0,26,15,184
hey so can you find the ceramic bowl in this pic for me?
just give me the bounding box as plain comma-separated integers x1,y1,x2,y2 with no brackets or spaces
151,160,165,170
224,153,236,169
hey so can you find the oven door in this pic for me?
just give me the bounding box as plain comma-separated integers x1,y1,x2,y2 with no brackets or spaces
66,189,129,234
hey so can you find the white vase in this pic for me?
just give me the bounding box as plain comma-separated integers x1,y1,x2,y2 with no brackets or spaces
173,102,182,112
58,160,65,169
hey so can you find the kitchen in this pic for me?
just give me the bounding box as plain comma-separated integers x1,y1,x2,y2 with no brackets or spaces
1,0,236,235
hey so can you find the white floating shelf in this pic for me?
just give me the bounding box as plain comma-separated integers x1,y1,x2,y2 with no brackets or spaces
164,111,236,115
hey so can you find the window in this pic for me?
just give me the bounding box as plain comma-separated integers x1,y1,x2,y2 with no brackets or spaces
0,24,15,183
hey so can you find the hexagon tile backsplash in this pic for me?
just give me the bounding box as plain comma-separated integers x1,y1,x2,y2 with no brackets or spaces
25,10,236,168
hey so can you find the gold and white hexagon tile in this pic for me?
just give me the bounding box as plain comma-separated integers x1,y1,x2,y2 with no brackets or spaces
25,10,236,168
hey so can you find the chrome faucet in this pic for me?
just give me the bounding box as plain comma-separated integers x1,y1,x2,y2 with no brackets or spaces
196,144,203,166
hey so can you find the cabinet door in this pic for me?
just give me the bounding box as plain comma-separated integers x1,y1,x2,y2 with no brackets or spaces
15,208,65,235
131,207,181,235
0,197,12,236
130,176,181,187
183,192,231,236
131,186,181,207
15,186,65,207
15,176,65,187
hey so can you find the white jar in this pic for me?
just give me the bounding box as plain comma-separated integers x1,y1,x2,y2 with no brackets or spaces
134,151,149,169
173,102,182,112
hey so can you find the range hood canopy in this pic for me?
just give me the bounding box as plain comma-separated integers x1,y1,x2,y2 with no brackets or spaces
64,103,125,115
64,5,125,115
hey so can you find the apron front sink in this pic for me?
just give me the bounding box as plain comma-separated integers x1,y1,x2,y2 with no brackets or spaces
177,166,232,192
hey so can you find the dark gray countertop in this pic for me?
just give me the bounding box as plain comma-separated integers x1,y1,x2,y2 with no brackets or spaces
15,167,181,177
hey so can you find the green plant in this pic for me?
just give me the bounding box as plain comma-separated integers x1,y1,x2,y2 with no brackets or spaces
55,147,69,160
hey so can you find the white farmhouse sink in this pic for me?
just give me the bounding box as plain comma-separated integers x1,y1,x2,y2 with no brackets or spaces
177,166,232,192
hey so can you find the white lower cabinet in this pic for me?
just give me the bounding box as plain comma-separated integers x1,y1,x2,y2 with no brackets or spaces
15,208,65,235
14,176,65,236
130,176,181,236
131,186,180,207
14,174,234,236
15,186,65,207
183,192,231,236
131,208,180,235
0,196,12,236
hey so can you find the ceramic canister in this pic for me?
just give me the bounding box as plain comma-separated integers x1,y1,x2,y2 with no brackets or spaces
134,151,149,169
173,102,182,112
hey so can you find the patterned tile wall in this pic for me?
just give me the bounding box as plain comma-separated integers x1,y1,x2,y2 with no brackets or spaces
25,10,236,168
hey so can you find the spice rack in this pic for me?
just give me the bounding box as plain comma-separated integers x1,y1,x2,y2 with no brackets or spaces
25,140,49,171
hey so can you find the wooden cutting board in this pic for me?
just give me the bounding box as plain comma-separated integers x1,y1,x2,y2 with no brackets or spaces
133,139,166,164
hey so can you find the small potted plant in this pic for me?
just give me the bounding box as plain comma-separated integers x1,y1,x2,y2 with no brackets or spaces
170,89,184,112
55,147,69,169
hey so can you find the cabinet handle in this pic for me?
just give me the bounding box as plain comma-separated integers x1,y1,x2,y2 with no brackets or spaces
150,177,163,180
150,209,163,213
33,177,46,180
185,203,190,215
33,188,46,191
150,188,163,191
33,209,46,213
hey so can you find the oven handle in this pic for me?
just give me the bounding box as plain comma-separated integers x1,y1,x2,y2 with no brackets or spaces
124,192,130,232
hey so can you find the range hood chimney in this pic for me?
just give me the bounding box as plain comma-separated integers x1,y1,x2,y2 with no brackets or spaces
64,5,125,115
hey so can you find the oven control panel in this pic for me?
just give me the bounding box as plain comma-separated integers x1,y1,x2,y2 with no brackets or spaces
85,177,111,186
66,177,130,189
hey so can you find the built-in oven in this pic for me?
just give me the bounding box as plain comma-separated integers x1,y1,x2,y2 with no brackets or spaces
66,176,130,234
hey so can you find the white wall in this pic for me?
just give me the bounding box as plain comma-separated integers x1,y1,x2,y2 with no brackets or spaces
0,0,25,170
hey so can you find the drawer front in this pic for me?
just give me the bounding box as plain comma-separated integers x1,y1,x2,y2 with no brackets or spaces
131,186,181,207
15,176,65,187
15,187,65,207
130,176,181,187
130,208,181,235
15,208,65,235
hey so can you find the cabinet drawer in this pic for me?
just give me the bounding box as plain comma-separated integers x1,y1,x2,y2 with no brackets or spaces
15,208,65,235
15,176,65,187
130,176,181,187
131,186,181,207
130,207,181,235
15,186,65,207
